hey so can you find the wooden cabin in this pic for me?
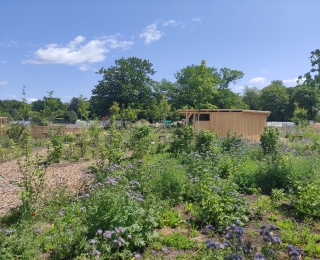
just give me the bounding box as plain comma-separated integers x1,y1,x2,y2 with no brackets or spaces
178,109,270,142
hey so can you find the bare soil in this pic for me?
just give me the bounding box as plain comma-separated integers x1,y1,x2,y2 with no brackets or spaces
0,155,94,217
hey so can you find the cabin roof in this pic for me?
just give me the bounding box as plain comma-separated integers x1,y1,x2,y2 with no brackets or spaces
177,109,271,115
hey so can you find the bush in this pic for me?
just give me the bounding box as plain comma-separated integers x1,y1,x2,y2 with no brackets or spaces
254,155,291,194
129,125,151,159
195,129,217,154
169,126,194,154
260,126,279,155
6,123,29,144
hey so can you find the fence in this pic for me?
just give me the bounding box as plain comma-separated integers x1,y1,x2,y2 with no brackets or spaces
0,125,84,138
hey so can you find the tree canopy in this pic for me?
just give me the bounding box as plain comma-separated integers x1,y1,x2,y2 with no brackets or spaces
90,57,155,117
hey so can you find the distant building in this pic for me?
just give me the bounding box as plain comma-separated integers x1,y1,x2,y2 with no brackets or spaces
178,109,270,142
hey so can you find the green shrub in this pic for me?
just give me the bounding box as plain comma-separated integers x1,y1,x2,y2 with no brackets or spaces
260,126,279,155
221,131,243,152
129,125,151,158
169,126,194,154
254,155,291,193
292,179,320,218
6,123,29,144
195,129,217,154
185,175,250,230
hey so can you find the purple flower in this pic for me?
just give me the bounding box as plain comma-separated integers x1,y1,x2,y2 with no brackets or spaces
115,226,125,234
103,230,114,238
114,237,126,247
268,224,276,230
97,229,103,235
127,234,132,239
92,249,101,256
89,239,96,246
80,207,86,213
263,235,271,242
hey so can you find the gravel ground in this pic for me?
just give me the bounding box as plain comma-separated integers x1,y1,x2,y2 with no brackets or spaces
0,155,94,217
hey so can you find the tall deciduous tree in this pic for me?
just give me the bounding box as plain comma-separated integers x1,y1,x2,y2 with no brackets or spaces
242,86,261,110
286,85,320,119
217,68,244,90
260,80,289,121
90,57,155,117
175,60,218,130
43,91,67,122
78,94,90,120
298,49,320,88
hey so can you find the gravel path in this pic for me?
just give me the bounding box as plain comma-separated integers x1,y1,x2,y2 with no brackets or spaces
0,156,94,217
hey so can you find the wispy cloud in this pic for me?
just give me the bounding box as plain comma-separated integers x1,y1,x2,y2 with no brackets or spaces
260,69,268,73
0,40,18,47
1,61,6,64
249,77,266,84
27,98,38,103
6,95,17,98
0,80,9,85
283,77,299,83
139,23,163,44
192,17,203,23
23,36,133,70
163,20,183,27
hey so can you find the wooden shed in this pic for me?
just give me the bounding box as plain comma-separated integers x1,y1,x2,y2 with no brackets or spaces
178,109,270,142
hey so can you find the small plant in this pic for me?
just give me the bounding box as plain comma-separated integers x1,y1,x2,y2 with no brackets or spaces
162,233,196,249
129,125,151,159
47,133,64,163
160,209,182,228
260,126,279,156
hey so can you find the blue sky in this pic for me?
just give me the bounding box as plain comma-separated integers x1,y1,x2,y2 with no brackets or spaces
0,0,319,103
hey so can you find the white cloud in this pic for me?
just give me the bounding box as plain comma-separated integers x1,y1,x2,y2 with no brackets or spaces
192,17,202,23
283,77,300,83
139,23,163,44
23,36,133,68
249,77,266,84
163,20,183,27
260,69,268,73
0,80,9,85
0,40,18,47
1,61,6,64
27,98,38,103
6,95,17,98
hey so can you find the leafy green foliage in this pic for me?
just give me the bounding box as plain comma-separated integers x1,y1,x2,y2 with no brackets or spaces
260,126,279,155
169,126,194,154
162,233,196,249
6,123,29,145
195,129,217,154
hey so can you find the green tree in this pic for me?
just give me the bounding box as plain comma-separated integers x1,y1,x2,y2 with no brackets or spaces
286,85,320,120
213,88,248,109
217,68,244,90
242,86,261,110
260,80,289,121
298,49,320,88
291,102,308,126
78,94,90,120
175,60,218,130
42,91,67,123
20,86,30,121
90,57,155,117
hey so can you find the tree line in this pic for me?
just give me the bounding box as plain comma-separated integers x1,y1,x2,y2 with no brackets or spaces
0,49,319,124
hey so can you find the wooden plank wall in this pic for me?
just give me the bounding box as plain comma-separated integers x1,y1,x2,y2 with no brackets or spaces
198,112,266,142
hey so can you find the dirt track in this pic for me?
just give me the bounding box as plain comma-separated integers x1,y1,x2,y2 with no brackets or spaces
0,157,93,217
